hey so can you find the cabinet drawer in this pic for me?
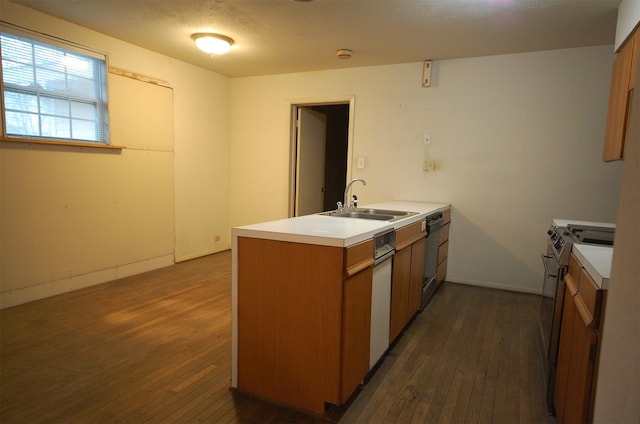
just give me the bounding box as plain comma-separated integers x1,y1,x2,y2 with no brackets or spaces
442,208,451,224
345,239,374,277
578,267,603,327
436,258,447,285
396,220,426,250
439,223,450,245
437,240,448,264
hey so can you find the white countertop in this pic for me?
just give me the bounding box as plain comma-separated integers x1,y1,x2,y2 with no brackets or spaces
572,243,614,290
552,218,616,229
232,201,450,247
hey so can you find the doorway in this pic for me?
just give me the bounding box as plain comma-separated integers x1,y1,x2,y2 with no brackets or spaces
289,98,354,217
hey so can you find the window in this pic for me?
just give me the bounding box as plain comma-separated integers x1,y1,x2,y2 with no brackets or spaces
0,29,109,145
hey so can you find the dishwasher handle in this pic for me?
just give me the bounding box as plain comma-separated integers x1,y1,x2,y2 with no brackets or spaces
374,249,395,265
427,215,444,233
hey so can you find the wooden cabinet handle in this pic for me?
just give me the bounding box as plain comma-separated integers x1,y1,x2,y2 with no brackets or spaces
345,258,374,278
565,274,578,296
574,294,594,329
565,274,594,328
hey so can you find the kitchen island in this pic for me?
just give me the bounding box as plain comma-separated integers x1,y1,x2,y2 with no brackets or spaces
230,201,450,414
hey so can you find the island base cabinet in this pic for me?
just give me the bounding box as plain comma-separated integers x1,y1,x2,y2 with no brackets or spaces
236,236,372,415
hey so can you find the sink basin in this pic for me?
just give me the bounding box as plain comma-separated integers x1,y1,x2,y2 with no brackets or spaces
338,211,396,220
319,208,418,222
356,208,417,217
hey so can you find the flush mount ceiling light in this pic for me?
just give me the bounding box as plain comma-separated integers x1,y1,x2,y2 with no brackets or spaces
191,33,234,55
336,49,353,59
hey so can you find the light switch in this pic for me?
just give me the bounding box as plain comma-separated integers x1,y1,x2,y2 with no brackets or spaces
423,160,434,171
357,157,365,169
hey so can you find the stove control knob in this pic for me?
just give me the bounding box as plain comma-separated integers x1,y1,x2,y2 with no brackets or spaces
547,229,554,236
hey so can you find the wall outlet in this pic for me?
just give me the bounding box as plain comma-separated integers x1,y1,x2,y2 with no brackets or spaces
423,160,434,171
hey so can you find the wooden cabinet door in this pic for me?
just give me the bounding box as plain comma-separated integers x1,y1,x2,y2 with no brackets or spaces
340,266,372,402
554,283,577,419
408,238,425,314
554,275,598,424
563,312,597,424
604,32,636,161
390,246,411,343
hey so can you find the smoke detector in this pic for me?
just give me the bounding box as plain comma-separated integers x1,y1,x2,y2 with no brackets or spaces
336,49,353,59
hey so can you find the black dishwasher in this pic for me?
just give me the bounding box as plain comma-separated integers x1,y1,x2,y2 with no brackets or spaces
420,212,444,309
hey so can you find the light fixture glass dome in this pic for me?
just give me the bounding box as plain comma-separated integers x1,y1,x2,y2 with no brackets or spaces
191,33,234,55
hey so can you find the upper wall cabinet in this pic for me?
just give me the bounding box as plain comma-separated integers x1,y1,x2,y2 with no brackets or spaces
603,29,640,162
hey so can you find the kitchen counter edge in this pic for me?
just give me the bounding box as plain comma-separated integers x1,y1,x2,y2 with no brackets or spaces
231,201,451,248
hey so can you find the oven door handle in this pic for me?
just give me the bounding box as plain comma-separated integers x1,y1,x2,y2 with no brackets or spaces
541,253,558,278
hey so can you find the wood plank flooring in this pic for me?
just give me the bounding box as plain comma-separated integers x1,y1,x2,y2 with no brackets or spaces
1,251,550,423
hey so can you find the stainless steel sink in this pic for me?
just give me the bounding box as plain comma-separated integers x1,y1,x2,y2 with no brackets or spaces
356,208,417,217
319,208,418,222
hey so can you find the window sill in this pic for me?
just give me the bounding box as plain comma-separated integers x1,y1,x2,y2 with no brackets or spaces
1,137,125,150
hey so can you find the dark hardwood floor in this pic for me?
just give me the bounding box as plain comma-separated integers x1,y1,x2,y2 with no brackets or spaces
0,251,550,423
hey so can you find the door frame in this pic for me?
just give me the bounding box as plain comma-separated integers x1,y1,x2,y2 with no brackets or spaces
287,96,355,217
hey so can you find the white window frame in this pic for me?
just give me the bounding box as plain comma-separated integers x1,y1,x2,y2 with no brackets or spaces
0,24,112,147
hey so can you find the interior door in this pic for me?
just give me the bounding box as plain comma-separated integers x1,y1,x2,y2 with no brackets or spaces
295,108,327,216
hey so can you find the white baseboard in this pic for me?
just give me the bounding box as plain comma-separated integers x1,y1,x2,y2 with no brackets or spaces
0,254,175,309
175,245,230,263
445,277,543,295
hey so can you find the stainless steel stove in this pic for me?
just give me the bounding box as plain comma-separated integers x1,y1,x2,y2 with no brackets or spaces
539,219,615,415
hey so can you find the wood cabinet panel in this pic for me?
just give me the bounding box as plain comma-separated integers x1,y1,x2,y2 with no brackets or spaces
437,240,449,264
630,30,640,90
567,253,582,286
390,246,411,343
442,208,451,224
345,239,374,277
563,318,597,424
439,222,450,245
391,219,429,343
555,255,601,424
578,267,602,327
604,30,637,161
237,237,344,413
341,267,372,401
436,258,447,286
396,219,426,250
409,238,425,314
554,283,577,422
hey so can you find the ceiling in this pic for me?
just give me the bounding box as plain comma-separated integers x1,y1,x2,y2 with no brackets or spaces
10,0,621,78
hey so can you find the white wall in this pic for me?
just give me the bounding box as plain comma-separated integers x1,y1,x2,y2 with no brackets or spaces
229,46,623,293
615,0,640,50
0,1,230,307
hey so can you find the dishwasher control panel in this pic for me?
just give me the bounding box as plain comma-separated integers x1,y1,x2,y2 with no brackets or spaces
373,229,396,262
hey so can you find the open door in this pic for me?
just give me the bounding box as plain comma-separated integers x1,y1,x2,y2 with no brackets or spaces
289,98,353,218
295,108,327,216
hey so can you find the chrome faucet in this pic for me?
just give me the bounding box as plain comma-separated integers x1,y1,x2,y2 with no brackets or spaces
340,178,366,211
